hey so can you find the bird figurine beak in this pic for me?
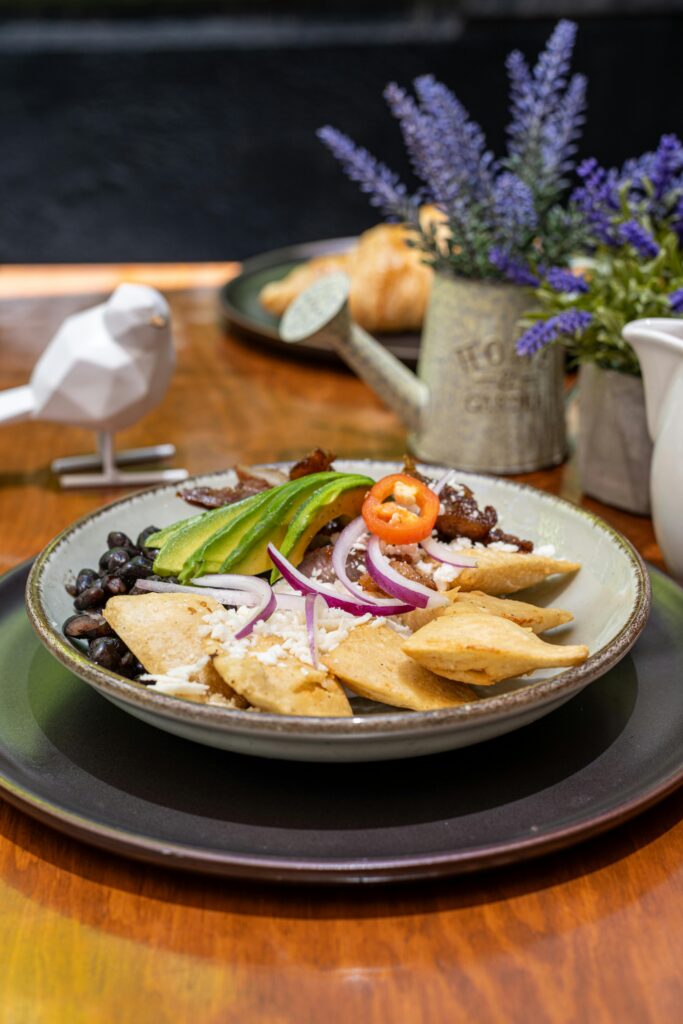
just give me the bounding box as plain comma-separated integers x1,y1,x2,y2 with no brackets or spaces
149,314,168,328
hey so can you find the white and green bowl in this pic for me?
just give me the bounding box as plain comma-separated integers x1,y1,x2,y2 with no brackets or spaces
25,461,651,762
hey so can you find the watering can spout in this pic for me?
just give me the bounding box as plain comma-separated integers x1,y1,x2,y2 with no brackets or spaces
280,273,428,433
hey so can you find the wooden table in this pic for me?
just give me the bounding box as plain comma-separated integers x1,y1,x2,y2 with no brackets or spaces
0,265,679,1023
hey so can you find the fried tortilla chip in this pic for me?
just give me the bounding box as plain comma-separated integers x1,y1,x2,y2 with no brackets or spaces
402,611,588,685
447,548,580,596
103,593,248,705
212,637,352,717
322,623,478,711
402,590,574,634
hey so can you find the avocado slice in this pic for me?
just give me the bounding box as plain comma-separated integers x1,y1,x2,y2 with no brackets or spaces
153,489,271,577
271,474,373,581
177,472,348,582
144,513,205,551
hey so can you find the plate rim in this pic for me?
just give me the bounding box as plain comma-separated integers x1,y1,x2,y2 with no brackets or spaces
2,560,681,884
24,461,651,739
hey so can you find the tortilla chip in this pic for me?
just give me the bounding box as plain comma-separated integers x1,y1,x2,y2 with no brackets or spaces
212,637,352,717
402,611,588,685
322,623,478,711
402,590,574,634
448,548,580,596
103,592,248,705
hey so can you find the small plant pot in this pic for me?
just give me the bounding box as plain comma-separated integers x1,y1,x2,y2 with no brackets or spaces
578,363,653,515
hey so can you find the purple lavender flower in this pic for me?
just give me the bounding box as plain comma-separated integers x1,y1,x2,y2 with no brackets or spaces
516,309,592,356
493,172,537,242
668,288,683,313
649,134,683,201
489,247,539,286
572,157,620,244
545,266,589,293
316,126,416,223
618,220,659,259
506,20,584,191
413,74,495,203
541,73,587,179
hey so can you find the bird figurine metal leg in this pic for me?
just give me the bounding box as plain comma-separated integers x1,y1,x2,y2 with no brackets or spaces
54,431,189,489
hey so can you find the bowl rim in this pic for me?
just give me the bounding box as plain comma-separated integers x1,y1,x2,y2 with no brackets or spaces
25,460,652,738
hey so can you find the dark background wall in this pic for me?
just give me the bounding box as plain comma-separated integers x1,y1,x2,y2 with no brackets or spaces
0,5,682,262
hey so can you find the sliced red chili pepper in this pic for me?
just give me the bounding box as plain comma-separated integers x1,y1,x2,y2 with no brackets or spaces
362,473,440,545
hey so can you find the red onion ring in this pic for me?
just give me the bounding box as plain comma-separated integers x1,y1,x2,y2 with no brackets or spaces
192,573,304,612
267,543,414,616
331,516,387,605
189,573,275,639
137,575,276,639
419,537,478,567
431,470,455,495
305,594,324,668
365,536,448,610
136,578,259,605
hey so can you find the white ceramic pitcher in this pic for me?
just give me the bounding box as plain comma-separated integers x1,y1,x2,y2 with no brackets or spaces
622,317,683,579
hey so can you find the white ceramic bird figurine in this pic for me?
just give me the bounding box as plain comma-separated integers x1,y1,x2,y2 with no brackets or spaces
0,283,188,487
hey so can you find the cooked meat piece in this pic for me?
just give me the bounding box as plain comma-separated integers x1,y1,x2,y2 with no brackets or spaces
435,483,534,551
401,453,431,485
486,528,534,553
235,465,287,486
297,542,366,584
437,483,498,542
289,448,336,480
358,557,437,595
179,478,271,510
296,546,336,583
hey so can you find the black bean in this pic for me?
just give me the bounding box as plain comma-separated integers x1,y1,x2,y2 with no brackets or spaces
137,525,161,549
119,651,145,678
64,575,79,597
119,555,154,582
102,575,128,597
64,613,114,640
74,584,106,611
88,636,127,671
75,568,99,595
98,547,130,573
107,530,136,553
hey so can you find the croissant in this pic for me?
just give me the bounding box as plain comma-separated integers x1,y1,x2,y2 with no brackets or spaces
259,208,448,334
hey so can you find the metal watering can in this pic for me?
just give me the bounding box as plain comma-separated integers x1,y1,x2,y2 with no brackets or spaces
280,272,566,474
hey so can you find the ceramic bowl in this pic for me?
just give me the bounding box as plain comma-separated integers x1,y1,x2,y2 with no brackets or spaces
25,461,651,762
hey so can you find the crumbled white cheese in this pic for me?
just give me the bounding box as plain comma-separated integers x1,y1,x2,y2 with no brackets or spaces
486,541,519,552
535,543,556,557
202,601,372,667
140,677,209,697
432,563,463,590
138,653,211,693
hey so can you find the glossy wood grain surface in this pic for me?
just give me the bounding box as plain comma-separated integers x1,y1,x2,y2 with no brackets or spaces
0,266,679,1023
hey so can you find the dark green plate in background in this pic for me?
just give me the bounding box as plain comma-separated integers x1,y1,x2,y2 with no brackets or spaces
2,560,683,882
219,237,420,365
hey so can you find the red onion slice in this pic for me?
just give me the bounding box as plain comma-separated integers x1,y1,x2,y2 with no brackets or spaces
331,516,387,605
136,578,259,605
431,470,455,495
137,575,276,639
419,536,478,567
365,536,448,610
267,543,414,616
190,574,276,639
305,594,324,668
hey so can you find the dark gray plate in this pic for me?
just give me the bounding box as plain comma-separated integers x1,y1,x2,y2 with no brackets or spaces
219,238,420,365
3,560,683,884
